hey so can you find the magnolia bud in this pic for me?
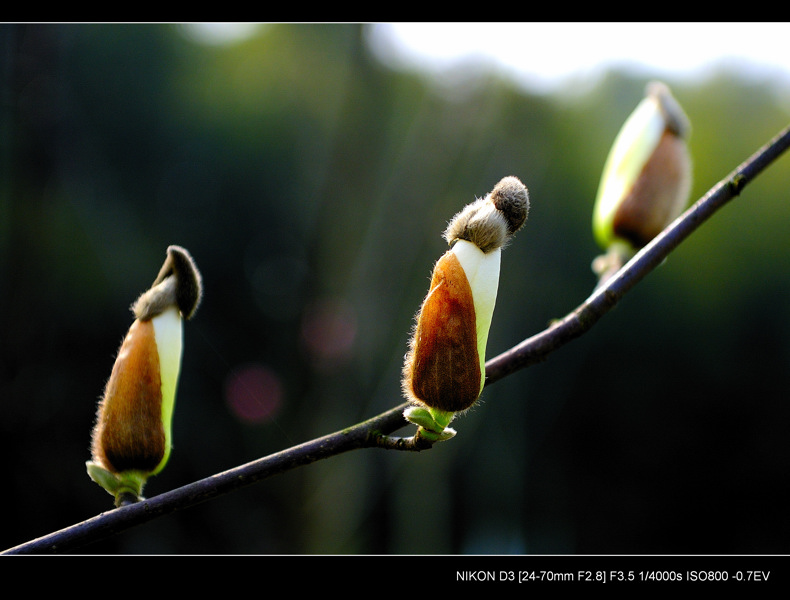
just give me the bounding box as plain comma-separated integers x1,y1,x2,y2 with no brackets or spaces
87,245,202,506
592,81,692,279
402,176,528,441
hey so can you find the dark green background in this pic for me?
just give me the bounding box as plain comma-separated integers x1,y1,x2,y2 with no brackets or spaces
2,23,789,554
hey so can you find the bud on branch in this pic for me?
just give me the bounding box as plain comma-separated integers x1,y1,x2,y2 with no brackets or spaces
87,245,202,507
402,177,529,441
592,81,693,284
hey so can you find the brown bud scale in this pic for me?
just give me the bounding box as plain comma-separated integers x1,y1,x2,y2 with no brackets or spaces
613,130,691,248
91,318,165,474
403,250,481,413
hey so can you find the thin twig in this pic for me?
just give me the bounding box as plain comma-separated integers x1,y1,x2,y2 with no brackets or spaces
4,124,790,555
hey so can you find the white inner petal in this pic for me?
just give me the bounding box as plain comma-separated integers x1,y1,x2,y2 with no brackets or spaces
452,239,501,382
151,306,183,453
594,95,665,239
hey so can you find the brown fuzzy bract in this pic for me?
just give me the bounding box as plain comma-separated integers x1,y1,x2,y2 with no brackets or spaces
91,318,165,474
402,250,482,413
613,131,691,248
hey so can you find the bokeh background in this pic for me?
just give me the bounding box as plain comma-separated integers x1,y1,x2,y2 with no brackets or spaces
2,23,790,554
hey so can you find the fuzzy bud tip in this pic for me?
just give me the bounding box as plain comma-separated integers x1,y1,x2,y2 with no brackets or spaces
133,245,203,321
444,176,529,253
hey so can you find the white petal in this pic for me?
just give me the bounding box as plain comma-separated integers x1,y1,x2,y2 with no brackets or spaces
593,94,665,244
452,239,501,376
151,305,183,459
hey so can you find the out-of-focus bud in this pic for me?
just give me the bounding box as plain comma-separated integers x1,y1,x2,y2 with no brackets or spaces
87,245,202,506
402,176,528,441
592,81,692,283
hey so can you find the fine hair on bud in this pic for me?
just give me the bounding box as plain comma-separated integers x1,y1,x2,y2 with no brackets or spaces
444,176,529,253
490,175,529,235
133,245,203,321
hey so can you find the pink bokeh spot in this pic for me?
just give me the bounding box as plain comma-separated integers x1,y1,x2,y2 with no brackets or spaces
300,298,357,370
224,363,283,424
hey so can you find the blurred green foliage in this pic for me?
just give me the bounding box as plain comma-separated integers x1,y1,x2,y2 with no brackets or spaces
1,23,789,554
